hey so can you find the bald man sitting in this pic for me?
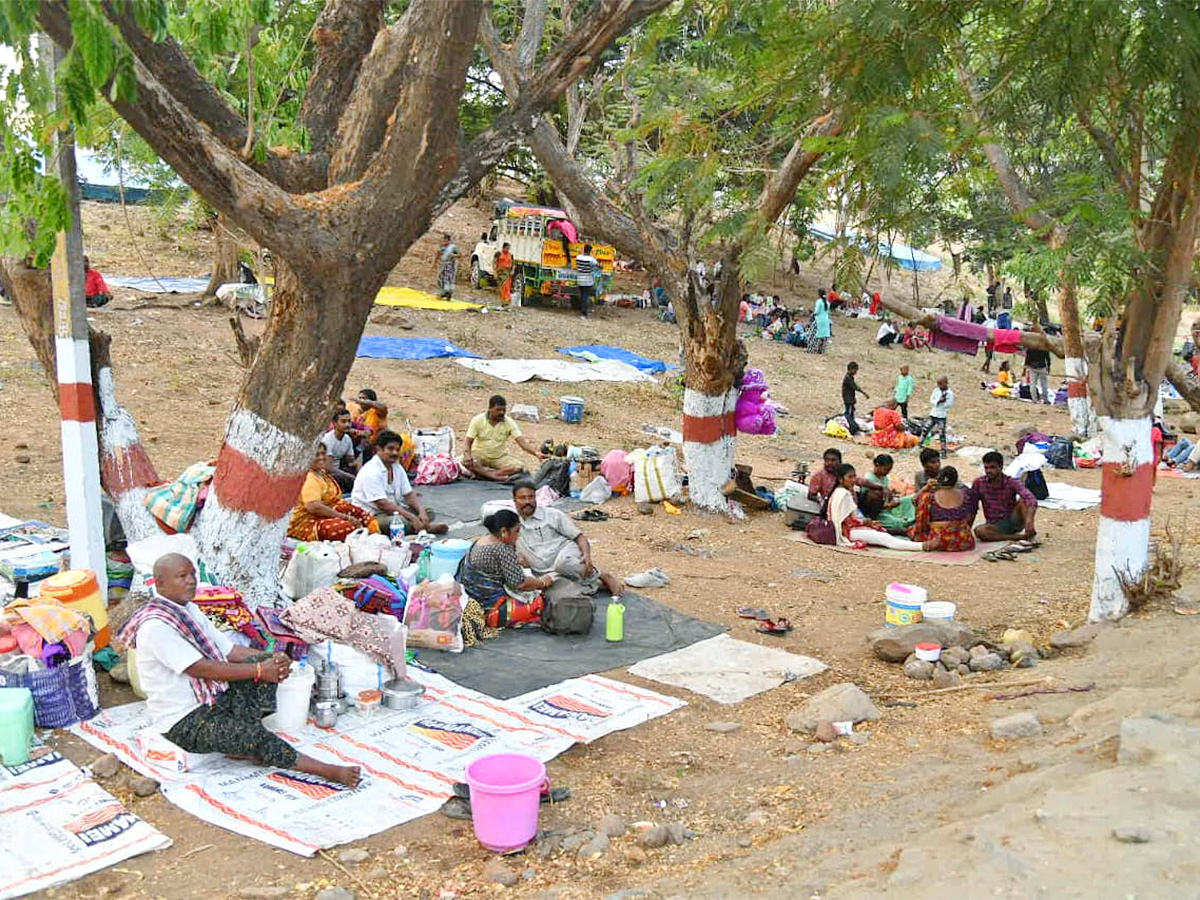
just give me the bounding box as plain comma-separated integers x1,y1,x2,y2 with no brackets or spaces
119,554,359,787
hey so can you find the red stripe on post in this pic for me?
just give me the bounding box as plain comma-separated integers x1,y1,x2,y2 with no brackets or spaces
682,412,738,443
101,444,162,494
1099,462,1154,521
59,381,96,423
1067,381,1089,398
211,443,307,519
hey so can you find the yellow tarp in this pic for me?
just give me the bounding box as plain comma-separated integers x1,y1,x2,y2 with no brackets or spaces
374,286,481,312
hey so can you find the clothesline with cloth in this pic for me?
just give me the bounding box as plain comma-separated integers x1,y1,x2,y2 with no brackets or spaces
930,315,1025,357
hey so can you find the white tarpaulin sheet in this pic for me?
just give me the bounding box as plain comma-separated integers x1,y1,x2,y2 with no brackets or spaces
456,357,653,384
0,751,171,900
628,634,826,704
71,669,683,856
1041,482,1102,511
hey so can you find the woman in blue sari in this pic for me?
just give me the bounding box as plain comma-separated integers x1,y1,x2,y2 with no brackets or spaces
457,510,552,628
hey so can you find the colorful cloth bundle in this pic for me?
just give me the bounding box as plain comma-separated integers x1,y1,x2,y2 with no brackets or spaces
143,462,216,532
193,585,264,644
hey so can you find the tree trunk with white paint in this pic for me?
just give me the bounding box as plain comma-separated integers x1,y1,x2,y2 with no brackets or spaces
1064,356,1096,439
682,387,740,511
1090,415,1152,620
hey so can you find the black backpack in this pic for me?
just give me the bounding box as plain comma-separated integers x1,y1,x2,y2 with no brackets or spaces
1024,469,1050,501
1045,436,1075,469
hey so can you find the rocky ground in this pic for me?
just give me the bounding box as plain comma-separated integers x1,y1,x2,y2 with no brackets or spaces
4,197,1200,900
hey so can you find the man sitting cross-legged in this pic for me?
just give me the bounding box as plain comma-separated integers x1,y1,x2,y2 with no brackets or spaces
351,429,448,535
462,395,545,482
122,553,360,787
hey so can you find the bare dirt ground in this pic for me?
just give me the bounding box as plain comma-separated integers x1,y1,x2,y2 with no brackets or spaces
4,198,1200,900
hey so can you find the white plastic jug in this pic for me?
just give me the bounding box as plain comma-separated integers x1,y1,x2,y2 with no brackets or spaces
273,663,315,732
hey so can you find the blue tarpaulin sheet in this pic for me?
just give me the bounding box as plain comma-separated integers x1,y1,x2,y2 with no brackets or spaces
808,224,942,272
558,344,677,373
356,336,480,360
107,276,211,293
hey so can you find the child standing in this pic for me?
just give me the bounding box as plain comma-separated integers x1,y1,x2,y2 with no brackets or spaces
923,376,954,458
842,361,870,435
894,364,914,419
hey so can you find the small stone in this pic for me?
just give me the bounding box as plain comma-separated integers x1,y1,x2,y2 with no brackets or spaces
624,845,648,864
665,822,686,845
578,832,610,858
742,810,767,828
535,833,564,858
315,888,356,900
363,868,388,881
14,454,31,464
1000,628,1034,646
704,721,742,734
637,503,655,516
932,667,961,689
957,664,970,675
130,775,159,796
814,720,837,743
1050,623,1102,649
521,868,537,881
990,712,1043,740
91,753,121,780
807,742,831,753
597,813,627,838
392,844,409,858
969,644,989,658
1014,654,1039,669
869,621,976,662
108,660,130,684
847,732,870,745
903,657,935,680
737,837,753,848
1112,826,1152,844
785,683,880,733
560,830,592,852
239,888,290,900
482,858,519,887
640,825,670,848
338,848,370,865
969,652,1005,672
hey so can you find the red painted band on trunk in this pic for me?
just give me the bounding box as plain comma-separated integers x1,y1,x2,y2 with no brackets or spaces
1067,381,1089,398
101,444,162,494
212,443,306,519
58,381,96,423
1099,462,1154,521
682,411,738,443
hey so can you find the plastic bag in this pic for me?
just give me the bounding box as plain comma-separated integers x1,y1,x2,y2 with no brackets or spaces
403,577,464,653
346,529,393,565
281,542,349,599
631,447,681,503
579,475,612,504
413,426,455,459
600,449,633,494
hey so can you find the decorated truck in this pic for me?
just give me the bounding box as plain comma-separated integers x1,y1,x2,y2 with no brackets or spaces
470,202,615,306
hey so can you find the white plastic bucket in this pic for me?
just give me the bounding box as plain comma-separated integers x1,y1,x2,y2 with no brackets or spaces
921,601,957,621
915,642,942,662
885,583,927,627
273,663,315,732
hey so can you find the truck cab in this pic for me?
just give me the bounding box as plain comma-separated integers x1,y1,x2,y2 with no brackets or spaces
470,202,615,306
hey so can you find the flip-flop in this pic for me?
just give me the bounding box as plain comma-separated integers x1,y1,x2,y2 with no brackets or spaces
450,784,572,806
736,606,769,620
756,618,792,635
573,509,610,522
984,549,1017,562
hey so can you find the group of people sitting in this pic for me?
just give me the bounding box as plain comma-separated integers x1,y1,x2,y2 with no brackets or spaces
806,447,1039,553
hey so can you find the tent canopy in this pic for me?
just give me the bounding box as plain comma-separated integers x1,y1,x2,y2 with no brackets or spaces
808,224,942,272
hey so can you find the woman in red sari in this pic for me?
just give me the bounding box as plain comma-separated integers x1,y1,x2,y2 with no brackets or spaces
909,466,977,551
870,400,919,449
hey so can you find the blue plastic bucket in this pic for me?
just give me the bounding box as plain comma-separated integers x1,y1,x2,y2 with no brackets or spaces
429,539,472,580
559,396,585,424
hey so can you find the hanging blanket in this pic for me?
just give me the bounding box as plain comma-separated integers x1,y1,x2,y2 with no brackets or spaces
930,315,987,356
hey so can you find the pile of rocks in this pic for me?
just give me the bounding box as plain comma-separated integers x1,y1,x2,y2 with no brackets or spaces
869,622,1042,686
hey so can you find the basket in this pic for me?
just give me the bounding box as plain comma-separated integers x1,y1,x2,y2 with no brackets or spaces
0,650,99,728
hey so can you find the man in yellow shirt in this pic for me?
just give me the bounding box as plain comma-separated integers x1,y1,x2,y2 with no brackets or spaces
463,395,545,481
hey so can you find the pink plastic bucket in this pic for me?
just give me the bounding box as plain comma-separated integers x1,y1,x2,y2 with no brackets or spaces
464,753,547,852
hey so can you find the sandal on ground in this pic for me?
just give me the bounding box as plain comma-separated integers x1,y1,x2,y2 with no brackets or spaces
450,784,571,805
1009,540,1039,553
756,618,792,635
984,549,1017,562
736,606,769,620
573,508,610,522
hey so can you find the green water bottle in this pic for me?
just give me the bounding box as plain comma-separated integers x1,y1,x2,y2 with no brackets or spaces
605,597,625,642
416,547,431,582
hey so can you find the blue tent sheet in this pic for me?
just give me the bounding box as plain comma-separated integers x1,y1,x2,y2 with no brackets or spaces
807,224,942,272
107,276,211,293
558,344,678,373
356,336,480,360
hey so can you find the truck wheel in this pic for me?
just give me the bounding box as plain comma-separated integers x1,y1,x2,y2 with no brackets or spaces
470,258,486,288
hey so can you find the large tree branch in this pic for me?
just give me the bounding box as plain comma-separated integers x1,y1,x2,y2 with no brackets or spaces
750,113,840,239
1076,105,1138,206
300,0,386,156
878,292,1065,356
99,0,326,192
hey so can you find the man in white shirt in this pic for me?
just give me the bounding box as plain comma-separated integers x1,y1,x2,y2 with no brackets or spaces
574,243,599,319
511,481,622,600
321,408,359,492
125,553,360,787
351,429,447,534
923,376,955,459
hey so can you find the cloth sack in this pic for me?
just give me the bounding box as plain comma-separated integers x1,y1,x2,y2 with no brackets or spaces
1046,436,1075,469
533,458,571,495
414,453,463,485
600,449,634,494
823,419,851,439
541,590,594,635
281,542,350,600
142,462,216,532
631,447,681,503
0,647,99,728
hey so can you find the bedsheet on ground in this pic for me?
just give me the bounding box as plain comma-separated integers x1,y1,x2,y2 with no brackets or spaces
1042,482,1102,511
356,336,480,360
374,286,481,311
72,672,682,856
627,634,826,704
785,531,991,565
456,357,654,383
558,345,677,374
425,591,726,699
1158,466,1200,479
106,276,210,293
1,750,171,900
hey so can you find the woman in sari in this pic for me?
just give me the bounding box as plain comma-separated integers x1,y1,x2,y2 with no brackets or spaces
287,446,378,542
457,510,552,628
495,243,514,305
828,465,926,551
870,400,919,449
909,466,978,551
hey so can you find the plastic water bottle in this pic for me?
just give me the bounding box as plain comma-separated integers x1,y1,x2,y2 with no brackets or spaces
389,512,403,544
568,460,581,499
605,597,625,642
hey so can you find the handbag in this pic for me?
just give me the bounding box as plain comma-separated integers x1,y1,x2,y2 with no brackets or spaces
0,649,99,728
804,493,837,545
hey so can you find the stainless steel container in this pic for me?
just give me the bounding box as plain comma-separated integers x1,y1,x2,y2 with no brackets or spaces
381,677,426,711
312,698,340,728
